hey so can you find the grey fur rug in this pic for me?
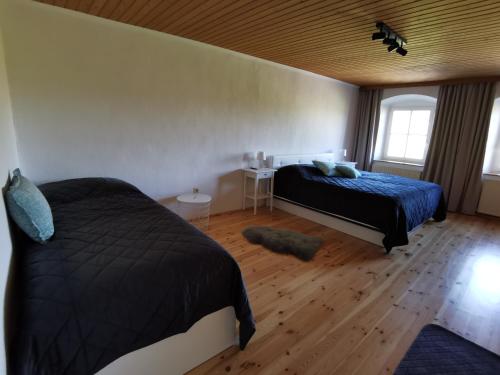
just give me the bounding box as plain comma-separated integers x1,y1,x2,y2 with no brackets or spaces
242,226,323,261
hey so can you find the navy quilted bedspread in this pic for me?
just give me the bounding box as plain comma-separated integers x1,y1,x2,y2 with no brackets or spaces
11,178,255,375
273,165,447,251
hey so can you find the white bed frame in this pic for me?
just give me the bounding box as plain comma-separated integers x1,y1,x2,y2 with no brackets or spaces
97,306,237,375
274,198,385,246
269,153,386,247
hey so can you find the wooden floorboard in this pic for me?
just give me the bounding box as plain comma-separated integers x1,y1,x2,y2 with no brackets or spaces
188,209,500,375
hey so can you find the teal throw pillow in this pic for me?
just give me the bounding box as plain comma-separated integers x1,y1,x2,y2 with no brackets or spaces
312,160,342,177
5,169,54,243
336,165,362,179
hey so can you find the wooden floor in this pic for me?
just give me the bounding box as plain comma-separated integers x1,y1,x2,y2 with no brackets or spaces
188,209,500,375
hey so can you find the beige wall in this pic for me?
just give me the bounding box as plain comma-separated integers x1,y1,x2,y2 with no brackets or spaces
0,0,357,367
2,0,358,214
0,6,19,372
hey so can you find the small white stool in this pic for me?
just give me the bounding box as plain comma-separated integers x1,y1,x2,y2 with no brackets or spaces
176,193,212,230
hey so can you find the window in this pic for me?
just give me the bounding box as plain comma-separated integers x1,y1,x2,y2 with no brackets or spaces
483,98,500,175
383,107,434,163
375,94,437,165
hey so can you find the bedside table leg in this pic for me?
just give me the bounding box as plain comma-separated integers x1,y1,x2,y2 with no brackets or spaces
270,176,274,212
243,175,246,210
206,204,210,230
254,177,258,215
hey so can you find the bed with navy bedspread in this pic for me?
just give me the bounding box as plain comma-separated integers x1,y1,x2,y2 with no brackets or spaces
11,178,255,375
273,165,447,251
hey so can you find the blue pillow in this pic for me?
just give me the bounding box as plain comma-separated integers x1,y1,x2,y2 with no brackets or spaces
6,169,54,243
336,165,362,179
312,160,342,177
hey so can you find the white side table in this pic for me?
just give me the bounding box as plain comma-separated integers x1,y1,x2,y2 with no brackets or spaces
336,161,358,168
242,168,276,215
176,193,212,230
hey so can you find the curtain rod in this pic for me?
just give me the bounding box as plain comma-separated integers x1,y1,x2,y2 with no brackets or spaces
361,75,500,90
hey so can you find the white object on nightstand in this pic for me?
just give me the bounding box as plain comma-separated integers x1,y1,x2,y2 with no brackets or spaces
176,193,212,229
242,168,276,215
336,161,358,168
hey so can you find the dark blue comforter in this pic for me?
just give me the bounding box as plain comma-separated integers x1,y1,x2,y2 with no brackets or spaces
273,165,446,251
11,178,255,375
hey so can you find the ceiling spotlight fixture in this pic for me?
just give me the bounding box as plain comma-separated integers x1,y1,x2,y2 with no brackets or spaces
383,36,397,45
372,22,408,56
371,22,387,40
387,44,398,52
396,46,408,56
372,31,386,40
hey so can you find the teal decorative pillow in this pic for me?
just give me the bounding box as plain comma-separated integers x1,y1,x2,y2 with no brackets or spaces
312,160,342,177
6,169,54,243
336,165,362,179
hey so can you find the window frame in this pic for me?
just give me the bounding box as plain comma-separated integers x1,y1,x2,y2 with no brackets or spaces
483,97,500,175
381,104,436,165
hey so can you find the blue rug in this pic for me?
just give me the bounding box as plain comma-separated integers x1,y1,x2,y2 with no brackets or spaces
395,324,500,374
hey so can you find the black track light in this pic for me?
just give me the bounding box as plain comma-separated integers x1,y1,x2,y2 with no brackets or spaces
372,21,408,56
396,46,408,56
387,37,400,52
387,44,398,52
383,37,397,45
372,31,386,40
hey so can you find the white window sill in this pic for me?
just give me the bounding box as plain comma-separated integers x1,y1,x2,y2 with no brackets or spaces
483,173,500,181
373,160,424,170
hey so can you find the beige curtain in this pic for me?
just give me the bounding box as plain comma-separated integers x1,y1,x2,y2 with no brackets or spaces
352,88,382,171
423,82,496,214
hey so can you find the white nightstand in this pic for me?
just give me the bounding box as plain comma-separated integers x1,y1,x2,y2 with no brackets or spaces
336,161,358,168
242,168,277,215
176,193,212,229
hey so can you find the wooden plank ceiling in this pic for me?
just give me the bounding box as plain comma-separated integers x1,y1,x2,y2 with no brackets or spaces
35,0,500,86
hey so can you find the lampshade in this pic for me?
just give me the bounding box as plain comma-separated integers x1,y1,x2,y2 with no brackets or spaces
243,152,257,161
257,151,266,161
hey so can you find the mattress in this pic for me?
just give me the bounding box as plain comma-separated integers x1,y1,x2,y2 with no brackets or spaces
273,165,447,251
10,178,255,375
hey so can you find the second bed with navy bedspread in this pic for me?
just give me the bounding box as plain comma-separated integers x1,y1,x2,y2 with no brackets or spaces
273,165,447,251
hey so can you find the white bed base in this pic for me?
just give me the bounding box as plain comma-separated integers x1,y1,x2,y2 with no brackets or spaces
269,153,387,247
97,306,237,375
274,198,385,246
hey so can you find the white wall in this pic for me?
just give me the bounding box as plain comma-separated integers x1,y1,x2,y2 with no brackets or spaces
1,0,358,214
0,5,19,372
382,86,439,100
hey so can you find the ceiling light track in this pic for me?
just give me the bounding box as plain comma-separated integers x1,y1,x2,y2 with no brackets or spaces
372,22,408,56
